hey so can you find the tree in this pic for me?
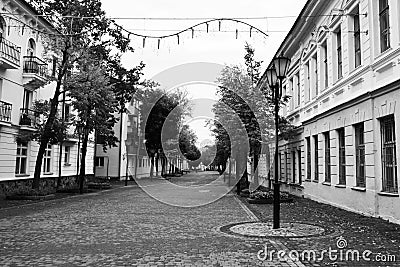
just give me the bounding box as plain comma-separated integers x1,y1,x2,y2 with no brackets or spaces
212,44,293,193
66,52,118,193
138,88,190,177
30,0,131,189
179,125,201,166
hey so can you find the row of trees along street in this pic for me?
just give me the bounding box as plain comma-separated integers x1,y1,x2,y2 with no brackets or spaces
211,44,295,193
23,0,152,192
137,87,195,178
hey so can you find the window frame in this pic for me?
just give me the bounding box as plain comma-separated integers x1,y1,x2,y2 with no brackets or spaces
43,144,52,174
338,128,346,185
95,157,105,168
379,0,390,53
324,132,331,183
355,123,366,187
353,7,362,68
314,135,319,182
64,146,71,165
298,149,302,184
15,141,28,175
380,115,398,193
336,28,343,79
292,150,296,183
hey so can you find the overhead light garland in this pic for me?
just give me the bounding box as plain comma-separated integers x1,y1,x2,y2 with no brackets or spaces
113,18,270,49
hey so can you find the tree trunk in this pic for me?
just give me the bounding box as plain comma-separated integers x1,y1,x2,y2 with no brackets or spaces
150,155,154,178
79,130,89,194
32,47,69,189
155,154,159,177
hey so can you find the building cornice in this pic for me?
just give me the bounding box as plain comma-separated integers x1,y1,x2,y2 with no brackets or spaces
302,78,400,125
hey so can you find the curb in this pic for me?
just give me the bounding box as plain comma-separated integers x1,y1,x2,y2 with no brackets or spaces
0,184,139,211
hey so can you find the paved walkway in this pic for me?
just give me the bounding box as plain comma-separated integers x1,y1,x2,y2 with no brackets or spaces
0,172,303,266
1,171,399,266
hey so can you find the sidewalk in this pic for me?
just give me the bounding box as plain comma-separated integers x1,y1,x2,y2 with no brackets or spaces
240,195,400,266
0,180,138,210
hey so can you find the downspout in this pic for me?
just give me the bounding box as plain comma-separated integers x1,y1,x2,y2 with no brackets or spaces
371,94,379,218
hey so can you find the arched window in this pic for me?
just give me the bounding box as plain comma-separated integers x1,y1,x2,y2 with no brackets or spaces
27,39,36,56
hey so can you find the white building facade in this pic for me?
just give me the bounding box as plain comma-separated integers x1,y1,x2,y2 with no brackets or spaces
261,0,400,224
0,0,94,195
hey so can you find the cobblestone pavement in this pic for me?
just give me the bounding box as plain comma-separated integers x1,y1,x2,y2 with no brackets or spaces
0,172,305,267
241,195,400,267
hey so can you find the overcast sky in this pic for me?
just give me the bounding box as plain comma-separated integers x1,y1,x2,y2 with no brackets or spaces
101,0,308,143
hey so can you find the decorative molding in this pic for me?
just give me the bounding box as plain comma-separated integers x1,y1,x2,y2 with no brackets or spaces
350,77,364,87
375,61,396,74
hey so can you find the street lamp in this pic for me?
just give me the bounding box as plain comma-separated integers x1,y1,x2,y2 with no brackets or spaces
265,55,291,229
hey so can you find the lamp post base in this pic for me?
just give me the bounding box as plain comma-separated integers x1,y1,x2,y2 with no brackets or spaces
273,182,280,229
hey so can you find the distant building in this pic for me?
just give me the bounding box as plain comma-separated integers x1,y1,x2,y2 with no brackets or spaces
95,97,190,180
95,98,152,179
0,0,94,195
260,0,400,223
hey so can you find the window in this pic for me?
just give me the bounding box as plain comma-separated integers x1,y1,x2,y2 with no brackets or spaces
296,72,300,106
284,151,288,182
298,149,302,184
381,115,397,193
292,151,296,183
379,0,390,53
15,141,28,175
139,157,142,167
43,144,52,174
336,29,343,79
324,132,331,183
305,62,310,102
290,79,294,110
338,128,346,185
355,123,365,187
312,54,318,97
314,135,319,182
353,7,362,68
64,146,70,165
95,157,104,167
306,137,311,180
322,42,328,89
64,104,71,121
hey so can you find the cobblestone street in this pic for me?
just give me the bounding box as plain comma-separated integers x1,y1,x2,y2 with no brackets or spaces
0,172,298,266
0,172,399,266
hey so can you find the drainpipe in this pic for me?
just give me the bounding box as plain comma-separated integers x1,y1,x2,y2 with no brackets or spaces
371,95,379,218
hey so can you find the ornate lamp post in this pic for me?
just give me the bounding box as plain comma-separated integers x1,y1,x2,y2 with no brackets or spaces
265,56,291,229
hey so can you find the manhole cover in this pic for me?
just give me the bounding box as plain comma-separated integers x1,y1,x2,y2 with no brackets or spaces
220,222,326,238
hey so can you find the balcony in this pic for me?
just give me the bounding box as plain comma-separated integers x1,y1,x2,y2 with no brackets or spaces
0,37,21,69
22,56,48,89
19,108,39,128
0,101,12,123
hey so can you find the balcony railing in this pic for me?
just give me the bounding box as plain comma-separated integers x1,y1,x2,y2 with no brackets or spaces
0,101,12,123
0,37,21,67
19,108,39,128
23,56,47,78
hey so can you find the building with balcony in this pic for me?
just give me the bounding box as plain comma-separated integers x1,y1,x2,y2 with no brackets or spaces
95,98,152,180
260,0,400,224
0,0,94,196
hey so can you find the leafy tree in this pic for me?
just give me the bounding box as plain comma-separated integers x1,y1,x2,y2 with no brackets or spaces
179,125,201,162
212,44,293,193
30,0,131,189
66,52,118,193
138,88,190,177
